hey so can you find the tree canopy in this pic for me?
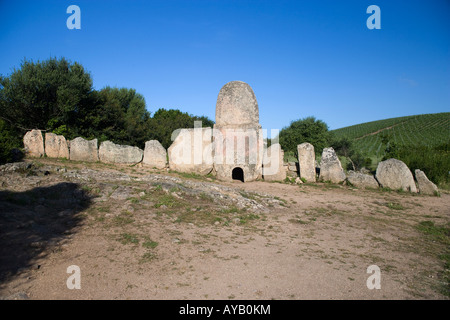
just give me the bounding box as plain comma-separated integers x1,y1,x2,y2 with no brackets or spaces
0,57,214,163
278,116,332,155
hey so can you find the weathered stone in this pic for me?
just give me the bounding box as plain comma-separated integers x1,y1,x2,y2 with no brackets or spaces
347,170,379,189
214,81,263,182
142,140,167,169
99,141,143,164
168,127,213,175
23,130,44,158
69,137,99,162
262,144,286,182
319,147,346,183
215,81,259,127
44,133,69,159
415,169,438,195
375,158,417,192
297,142,316,182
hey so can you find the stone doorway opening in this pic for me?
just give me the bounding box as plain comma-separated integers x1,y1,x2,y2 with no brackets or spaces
232,167,244,182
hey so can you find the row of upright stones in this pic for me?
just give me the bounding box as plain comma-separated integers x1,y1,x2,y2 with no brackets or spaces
22,80,439,196
23,130,167,169
292,142,438,195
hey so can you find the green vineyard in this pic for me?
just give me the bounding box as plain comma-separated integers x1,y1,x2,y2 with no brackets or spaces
332,112,450,158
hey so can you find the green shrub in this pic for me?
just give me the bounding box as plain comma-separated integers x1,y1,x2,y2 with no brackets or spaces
0,120,23,164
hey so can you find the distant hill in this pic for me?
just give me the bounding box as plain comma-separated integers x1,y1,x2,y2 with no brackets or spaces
331,113,450,157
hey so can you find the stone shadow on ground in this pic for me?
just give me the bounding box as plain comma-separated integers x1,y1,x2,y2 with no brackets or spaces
0,182,92,285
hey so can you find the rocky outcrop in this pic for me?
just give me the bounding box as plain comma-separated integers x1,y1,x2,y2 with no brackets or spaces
347,171,379,189
44,133,69,159
415,169,438,195
375,158,417,192
69,137,99,162
297,142,316,182
319,147,346,183
168,127,213,175
23,130,44,158
142,140,167,169
262,144,286,182
98,141,143,164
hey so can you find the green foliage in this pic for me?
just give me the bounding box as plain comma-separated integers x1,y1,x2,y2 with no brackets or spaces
278,116,331,155
383,142,449,187
0,119,23,164
84,86,152,149
0,57,215,160
0,57,94,134
331,136,366,171
150,108,214,149
332,113,450,158
331,113,450,186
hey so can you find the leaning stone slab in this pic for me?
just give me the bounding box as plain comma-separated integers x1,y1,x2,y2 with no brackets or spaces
23,129,44,158
99,141,143,164
69,137,99,162
319,147,346,183
44,133,69,159
142,140,167,169
262,144,286,182
347,170,379,189
297,142,316,182
375,158,417,192
415,169,438,195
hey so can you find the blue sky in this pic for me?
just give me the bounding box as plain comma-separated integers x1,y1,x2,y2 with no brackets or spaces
1,0,449,132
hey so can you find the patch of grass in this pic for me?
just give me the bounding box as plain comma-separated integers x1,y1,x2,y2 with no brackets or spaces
97,206,111,213
154,194,179,208
112,211,134,226
142,239,159,249
139,252,156,263
171,170,204,180
416,221,450,245
386,202,405,210
238,213,260,224
416,221,450,297
119,233,139,245
127,197,140,204
288,218,309,225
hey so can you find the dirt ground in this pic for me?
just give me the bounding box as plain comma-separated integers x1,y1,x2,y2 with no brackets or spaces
0,158,448,300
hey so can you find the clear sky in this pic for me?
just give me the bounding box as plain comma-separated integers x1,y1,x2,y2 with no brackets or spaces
1,0,449,131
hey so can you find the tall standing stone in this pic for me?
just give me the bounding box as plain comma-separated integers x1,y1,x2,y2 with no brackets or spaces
213,81,263,182
375,158,417,192
69,137,99,162
319,147,346,183
297,142,316,182
44,133,69,159
99,141,143,164
23,130,44,158
262,143,286,182
415,169,438,195
143,140,167,169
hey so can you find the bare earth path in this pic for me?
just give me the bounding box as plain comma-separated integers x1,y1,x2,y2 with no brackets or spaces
0,159,448,300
